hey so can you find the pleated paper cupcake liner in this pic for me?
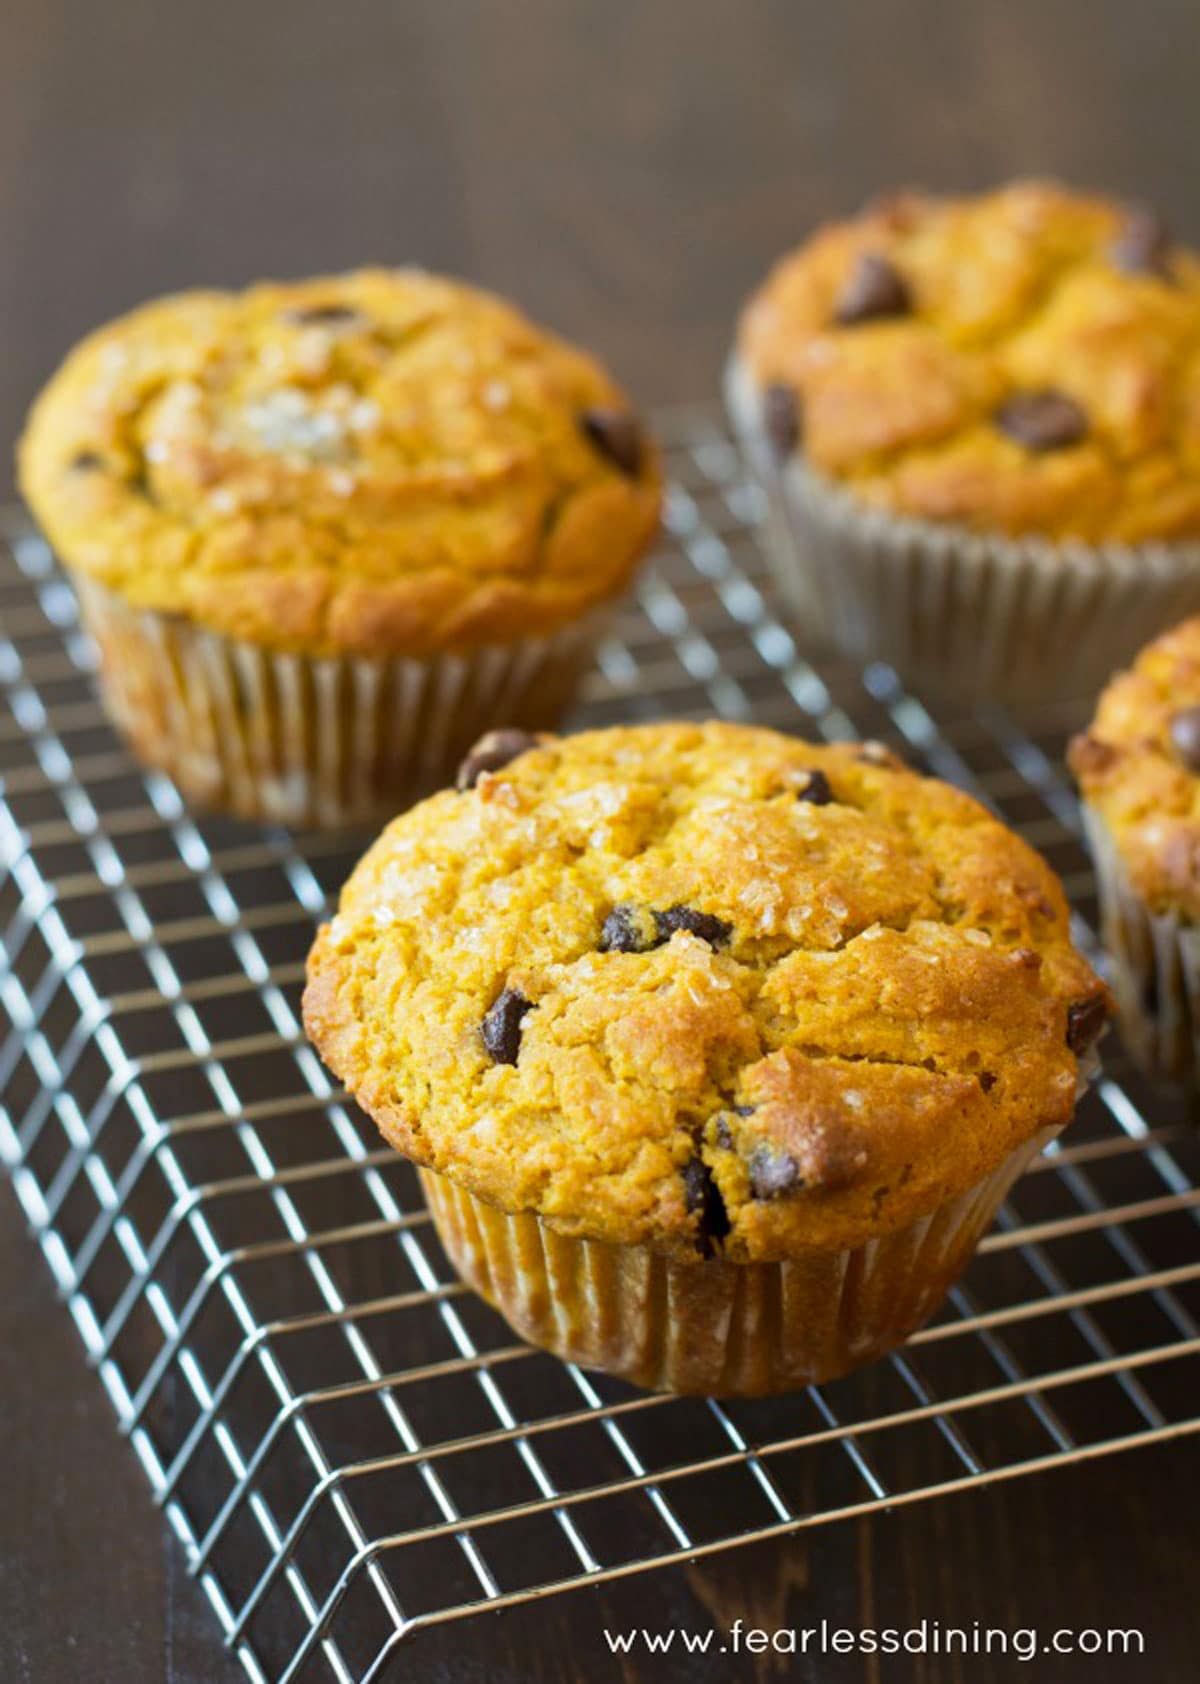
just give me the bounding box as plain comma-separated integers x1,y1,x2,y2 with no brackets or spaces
75,578,607,827
725,355,1200,708
419,1126,1059,1397
1081,805,1200,1088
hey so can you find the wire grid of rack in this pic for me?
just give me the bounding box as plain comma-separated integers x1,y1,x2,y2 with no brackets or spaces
1,406,1199,1684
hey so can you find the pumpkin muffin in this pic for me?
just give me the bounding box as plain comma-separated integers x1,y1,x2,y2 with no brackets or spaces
304,720,1107,1394
1071,616,1200,1085
18,270,661,824
728,181,1200,704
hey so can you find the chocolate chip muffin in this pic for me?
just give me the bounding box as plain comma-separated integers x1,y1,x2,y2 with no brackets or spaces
1071,616,1200,1086
18,270,661,824
304,720,1107,1394
728,181,1200,704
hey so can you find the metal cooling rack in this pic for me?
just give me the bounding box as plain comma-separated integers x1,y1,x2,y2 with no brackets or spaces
2,406,1199,1684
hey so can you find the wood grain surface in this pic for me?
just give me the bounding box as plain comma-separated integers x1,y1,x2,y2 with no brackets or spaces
1,1,1198,1680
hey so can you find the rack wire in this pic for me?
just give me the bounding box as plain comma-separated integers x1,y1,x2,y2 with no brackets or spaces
1,405,1199,1683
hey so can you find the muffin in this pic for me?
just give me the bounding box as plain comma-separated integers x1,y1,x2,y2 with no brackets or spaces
18,270,661,825
303,720,1107,1395
1070,617,1200,1086
728,181,1200,705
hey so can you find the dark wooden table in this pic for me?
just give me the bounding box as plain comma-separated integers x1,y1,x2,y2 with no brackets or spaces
2,2,1198,1679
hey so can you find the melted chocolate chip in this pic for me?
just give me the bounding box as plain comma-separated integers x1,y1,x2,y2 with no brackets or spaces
714,1104,758,1150
654,905,732,948
456,729,539,791
795,768,834,806
600,903,732,953
1066,994,1107,1057
682,1156,730,1256
748,1143,802,1200
1110,206,1173,279
285,303,363,325
1169,707,1200,773
482,987,532,1065
763,383,800,457
69,451,105,473
834,252,912,325
681,1156,708,1213
994,390,1088,452
599,904,656,954
581,408,643,476
978,1070,998,1094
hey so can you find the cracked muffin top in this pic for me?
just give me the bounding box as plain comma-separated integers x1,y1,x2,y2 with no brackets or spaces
303,720,1107,1261
734,181,1200,543
1070,616,1200,920
18,270,661,657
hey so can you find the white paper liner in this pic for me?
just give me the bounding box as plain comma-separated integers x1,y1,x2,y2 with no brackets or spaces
725,354,1200,707
1081,804,1200,1086
74,578,607,826
420,1122,1061,1397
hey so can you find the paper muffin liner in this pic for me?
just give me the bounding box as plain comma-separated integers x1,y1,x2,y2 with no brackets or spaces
1080,804,1200,1088
725,355,1200,707
419,1124,1060,1397
74,577,608,827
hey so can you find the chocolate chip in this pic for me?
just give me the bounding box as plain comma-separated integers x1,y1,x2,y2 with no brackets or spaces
1110,206,1173,279
994,390,1088,452
654,905,732,948
482,987,532,1065
681,1156,707,1213
978,1071,998,1093
718,1102,758,1143
581,408,643,476
795,768,834,806
601,902,732,953
456,729,539,791
1169,707,1200,772
682,1156,730,1255
599,904,656,954
69,451,105,472
1066,994,1107,1057
763,383,800,457
834,252,912,325
285,303,363,325
748,1144,802,1200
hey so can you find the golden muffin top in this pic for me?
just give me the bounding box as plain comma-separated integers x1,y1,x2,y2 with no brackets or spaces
1071,616,1200,919
735,181,1200,543
18,270,662,658
304,721,1106,1262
